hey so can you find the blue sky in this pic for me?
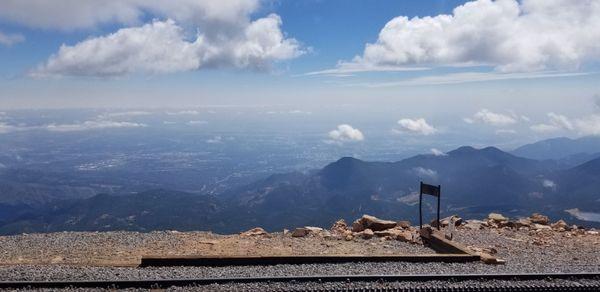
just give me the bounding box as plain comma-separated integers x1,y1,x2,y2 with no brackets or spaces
0,0,600,141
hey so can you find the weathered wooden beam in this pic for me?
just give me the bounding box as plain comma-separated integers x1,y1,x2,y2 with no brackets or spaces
139,253,480,267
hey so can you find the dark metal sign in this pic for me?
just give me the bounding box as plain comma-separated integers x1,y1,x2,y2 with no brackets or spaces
419,181,441,230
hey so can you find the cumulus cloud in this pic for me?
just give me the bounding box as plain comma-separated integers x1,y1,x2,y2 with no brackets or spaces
206,135,223,144
542,179,557,190
465,109,517,126
327,124,365,143
0,0,260,31
413,167,437,179
32,15,302,77
346,0,600,73
14,0,303,77
531,112,600,136
395,118,437,135
430,148,447,156
0,30,24,46
46,120,146,132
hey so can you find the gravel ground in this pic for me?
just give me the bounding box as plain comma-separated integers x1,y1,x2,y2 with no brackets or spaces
6,278,600,291
0,230,430,266
0,223,598,291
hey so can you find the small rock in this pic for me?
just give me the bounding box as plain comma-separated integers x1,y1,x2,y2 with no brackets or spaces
351,219,365,232
531,223,552,231
396,231,414,243
396,220,411,229
488,213,508,222
358,228,375,239
330,219,348,234
240,227,268,237
551,220,568,230
374,228,403,238
515,218,532,228
291,228,310,237
462,220,483,230
529,213,550,225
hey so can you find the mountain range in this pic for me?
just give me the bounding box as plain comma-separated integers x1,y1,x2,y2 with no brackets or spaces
1,137,600,234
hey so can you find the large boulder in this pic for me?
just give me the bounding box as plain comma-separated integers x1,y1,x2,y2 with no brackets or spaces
529,213,550,225
352,215,397,232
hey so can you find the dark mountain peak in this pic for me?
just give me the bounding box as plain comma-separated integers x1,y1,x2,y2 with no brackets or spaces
448,146,509,158
319,157,375,189
447,146,477,155
323,156,366,171
481,146,506,155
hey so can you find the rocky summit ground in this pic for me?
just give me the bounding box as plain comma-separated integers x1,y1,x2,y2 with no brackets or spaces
0,213,598,286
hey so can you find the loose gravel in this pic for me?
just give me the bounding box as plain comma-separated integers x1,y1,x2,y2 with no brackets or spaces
0,224,598,291
6,278,600,291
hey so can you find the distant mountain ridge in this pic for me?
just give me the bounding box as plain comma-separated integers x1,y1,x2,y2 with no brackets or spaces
512,136,600,161
3,144,600,235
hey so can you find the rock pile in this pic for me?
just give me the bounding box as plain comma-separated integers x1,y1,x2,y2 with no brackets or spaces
288,214,419,244
455,212,591,236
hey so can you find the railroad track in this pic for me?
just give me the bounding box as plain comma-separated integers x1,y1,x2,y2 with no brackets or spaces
1,272,599,291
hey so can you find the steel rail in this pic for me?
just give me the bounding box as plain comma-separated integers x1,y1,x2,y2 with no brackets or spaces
0,272,598,289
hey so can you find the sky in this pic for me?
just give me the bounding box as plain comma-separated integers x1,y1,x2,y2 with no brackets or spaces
1,0,600,142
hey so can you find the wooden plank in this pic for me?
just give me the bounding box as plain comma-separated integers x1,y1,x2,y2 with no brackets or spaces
139,253,480,267
419,227,504,265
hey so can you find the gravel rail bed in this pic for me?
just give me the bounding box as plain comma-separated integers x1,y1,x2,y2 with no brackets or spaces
5,278,600,291
1,261,599,282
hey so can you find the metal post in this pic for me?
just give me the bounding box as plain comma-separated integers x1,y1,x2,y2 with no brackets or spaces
436,185,441,230
419,181,423,229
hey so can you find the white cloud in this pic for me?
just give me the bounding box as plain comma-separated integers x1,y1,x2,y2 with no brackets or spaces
19,0,303,77
327,124,365,143
466,109,517,126
46,120,146,132
396,118,437,135
348,71,592,87
0,123,19,134
495,129,517,135
344,0,600,73
0,30,24,46
430,148,447,156
206,135,223,144
0,0,260,31
32,16,302,77
413,167,437,179
187,120,208,125
531,112,600,136
574,115,600,136
542,179,557,190
304,61,428,76
100,111,152,118
166,110,200,115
